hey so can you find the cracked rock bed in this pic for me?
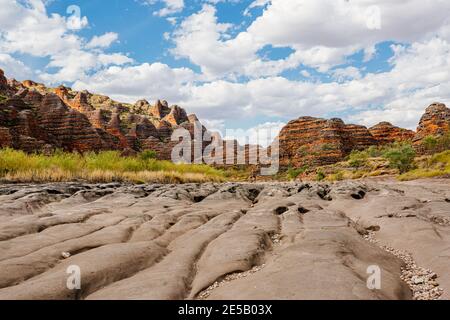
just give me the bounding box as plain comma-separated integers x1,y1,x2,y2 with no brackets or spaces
0,178,448,300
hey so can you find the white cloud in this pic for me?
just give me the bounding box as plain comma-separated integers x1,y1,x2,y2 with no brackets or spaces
300,70,311,78
171,0,450,78
145,0,184,17
0,0,81,57
244,0,271,16
72,62,195,103
172,4,255,79
224,121,285,147
86,32,119,49
77,36,450,132
0,0,133,84
0,54,33,80
331,67,362,82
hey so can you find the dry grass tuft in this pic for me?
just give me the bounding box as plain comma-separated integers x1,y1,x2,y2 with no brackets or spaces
0,149,225,183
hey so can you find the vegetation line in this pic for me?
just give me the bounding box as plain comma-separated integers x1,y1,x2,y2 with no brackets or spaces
0,149,225,184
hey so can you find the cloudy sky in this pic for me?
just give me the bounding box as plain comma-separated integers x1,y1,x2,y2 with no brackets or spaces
1,0,450,141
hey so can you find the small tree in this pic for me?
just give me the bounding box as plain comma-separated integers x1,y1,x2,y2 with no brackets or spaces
437,132,450,152
383,143,416,173
422,135,438,154
348,150,368,168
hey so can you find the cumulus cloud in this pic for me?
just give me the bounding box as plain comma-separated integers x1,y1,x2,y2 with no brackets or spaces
0,0,133,84
76,37,450,131
144,0,185,17
170,0,450,78
171,4,256,79
331,67,363,82
86,32,119,49
0,54,33,80
72,62,195,103
224,121,286,147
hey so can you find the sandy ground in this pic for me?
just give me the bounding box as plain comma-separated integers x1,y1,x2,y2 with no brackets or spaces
0,178,448,300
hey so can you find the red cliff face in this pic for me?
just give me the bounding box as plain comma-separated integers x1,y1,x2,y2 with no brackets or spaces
413,103,450,143
0,70,202,157
277,103,450,168
278,117,377,167
369,122,415,145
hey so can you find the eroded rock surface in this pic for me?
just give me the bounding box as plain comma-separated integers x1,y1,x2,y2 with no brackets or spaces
0,179,448,300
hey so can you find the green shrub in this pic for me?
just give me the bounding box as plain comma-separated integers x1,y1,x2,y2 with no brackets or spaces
399,150,450,180
430,150,450,167
383,143,416,173
287,166,308,180
296,146,309,157
422,135,438,153
320,144,334,151
366,145,383,157
316,170,325,181
436,132,450,152
140,150,158,161
348,150,368,168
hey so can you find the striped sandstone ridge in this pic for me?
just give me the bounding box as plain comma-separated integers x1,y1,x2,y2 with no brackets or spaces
278,117,378,167
0,69,204,157
413,103,450,144
278,103,450,168
369,122,415,145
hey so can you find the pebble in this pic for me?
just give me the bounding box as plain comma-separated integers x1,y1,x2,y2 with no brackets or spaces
61,252,71,259
271,233,282,245
364,232,444,300
198,264,266,300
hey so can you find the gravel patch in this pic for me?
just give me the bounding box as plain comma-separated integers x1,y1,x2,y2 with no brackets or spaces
363,231,444,300
197,264,266,300
271,233,282,246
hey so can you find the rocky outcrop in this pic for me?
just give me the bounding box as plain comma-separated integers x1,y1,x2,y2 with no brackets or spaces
37,94,116,152
413,103,450,143
0,69,8,93
69,92,95,113
278,117,377,167
163,105,188,126
278,103,450,168
369,122,415,145
0,70,204,157
150,100,170,119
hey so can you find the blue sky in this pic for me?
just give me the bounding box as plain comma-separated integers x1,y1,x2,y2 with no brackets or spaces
1,0,450,141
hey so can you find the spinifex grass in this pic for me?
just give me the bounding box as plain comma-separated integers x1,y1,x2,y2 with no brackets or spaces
0,148,225,183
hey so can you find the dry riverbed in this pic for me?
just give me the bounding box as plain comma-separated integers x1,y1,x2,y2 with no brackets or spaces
0,178,448,300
